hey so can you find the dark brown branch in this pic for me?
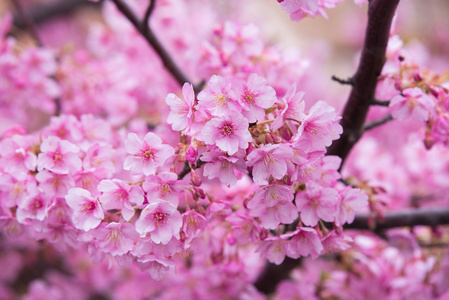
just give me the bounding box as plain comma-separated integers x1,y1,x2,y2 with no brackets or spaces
111,0,195,91
327,0,400,168
345,207,449,230
142,0,156,37
11,0,43,46
363,114,393,131
331,75,353,85
12,0,63,115
13,0,101,29
370,99,390,106
255,207,449,294
178,160,206,180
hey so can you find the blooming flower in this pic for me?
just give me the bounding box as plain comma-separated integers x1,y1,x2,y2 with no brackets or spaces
123,132,175,176
271,83,305,131
247,184,297,229
135,202,182,244
92,222,139,256
232,74,277,123
246,144,294,184
286,227,323,259
389,87,435,122
166,82,195,132
98,179,144,221
65,188,104,231
294,100,343,149
201,147,247,186
143,172,185,207
295,183,338,226
336,188,369,226
197,75,239,116
201,113,251,155
37,136,82,174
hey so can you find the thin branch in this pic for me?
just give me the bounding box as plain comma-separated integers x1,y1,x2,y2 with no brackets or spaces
327,0,400,169
11,0,43,46
370,99,390,106
178,160,206,180
345,207,449,230
331,75,354,85
111,0,196,91
13,0,101,29
142,0,156,36
363,114,393,131
11,0,62,115
254,207,449,294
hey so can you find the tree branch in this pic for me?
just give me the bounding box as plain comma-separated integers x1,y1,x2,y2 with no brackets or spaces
345,207,449,230
254,206,449,294
370,98,390,106
327,0,400,168
363,114,393,131
13,0,101,29
331,75,353,85
111,0,196,91
11,0,42,46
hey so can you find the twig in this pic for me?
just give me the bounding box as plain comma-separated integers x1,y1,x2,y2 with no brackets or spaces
11,0,43,46
370,99,390,106
13,0,101,29
177,160,206,180
363,114,393,131
111,0,197,92
254,207,449,294
258,0,401,293
11,0,62,115
345,207,449,230
142,0,156,36
331,75,354,85
327,0,400,169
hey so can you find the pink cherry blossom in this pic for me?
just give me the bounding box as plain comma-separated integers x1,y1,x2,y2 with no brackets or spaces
246,144,294,184
286,227,323,259
247,184,297,229
92,222,139,256
336,188,369,226
35,170,74,198
37,136,82,174
201,113,251,155
135,201,182,244
98,179,144,221
294,100,343,149
232,74,277,123
272,83,305,132
256,236,289,265
16,191,51,223
197,75,240,116
123,132,175,176
222,22,263,66
390,87,435,122
166,82,195,132
201,147,247,186
295,183,338,226
65,188,104,231
281,0,319,14
181,210,207,244
143,172,185,207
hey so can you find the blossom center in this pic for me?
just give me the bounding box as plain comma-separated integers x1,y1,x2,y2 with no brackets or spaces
221,123,235,137
153,211,169,226
243,91,256,104
213,94,228,109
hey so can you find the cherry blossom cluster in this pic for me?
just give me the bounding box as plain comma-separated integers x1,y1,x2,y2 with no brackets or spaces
2,0,449,298
375,34,449,149
276,0,368,21
273,230,449,300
